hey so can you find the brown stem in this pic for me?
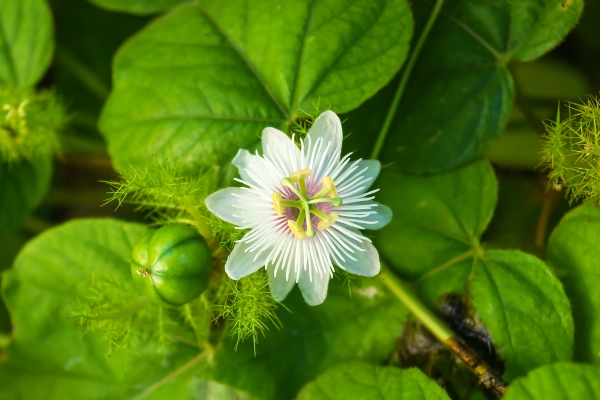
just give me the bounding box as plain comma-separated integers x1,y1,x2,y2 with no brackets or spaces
445,337,508,396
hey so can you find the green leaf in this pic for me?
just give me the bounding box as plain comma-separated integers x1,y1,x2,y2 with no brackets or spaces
0,157,52,233
416,249,574,381
376,159,497,279
0,219,200,399
377,0,582,173
548,203,600,364
88,0,189,15
296,362,450,400
198,277,407,400
504,362,600,400
0,0,54,87
376,160,574,380
99,0,413,174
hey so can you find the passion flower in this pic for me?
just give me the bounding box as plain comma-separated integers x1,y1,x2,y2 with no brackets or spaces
205,111,392,306
131,224,212,307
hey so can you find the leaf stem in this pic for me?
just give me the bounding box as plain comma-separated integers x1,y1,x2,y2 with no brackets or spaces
509,63,546,136
379,265,507,396
378,267,452,341
55,47,110,100
370,0,445,160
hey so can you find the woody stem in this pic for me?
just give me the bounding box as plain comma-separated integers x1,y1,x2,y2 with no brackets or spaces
379,265,507,396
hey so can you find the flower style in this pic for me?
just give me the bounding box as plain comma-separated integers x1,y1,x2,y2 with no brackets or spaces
205,111,392,305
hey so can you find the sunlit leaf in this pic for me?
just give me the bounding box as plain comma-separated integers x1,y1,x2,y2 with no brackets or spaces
99,0,413,174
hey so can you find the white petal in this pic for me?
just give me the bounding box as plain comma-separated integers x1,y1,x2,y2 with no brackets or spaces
307,111,342,161
262,127,299,173
362,202,392,230
232,149,258,183
337,159,381,195
355,159,380,191
205,188,247,225
297,268,330,306
337,240,380,277
225,239,269,280
267,262,297,302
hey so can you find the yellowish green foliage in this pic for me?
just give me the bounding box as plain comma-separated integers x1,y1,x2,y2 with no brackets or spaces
0,86,65,163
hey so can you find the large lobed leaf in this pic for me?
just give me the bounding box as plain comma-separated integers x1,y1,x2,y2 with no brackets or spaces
375,159,574,380
0,219,200,399
99,0,413,174
296,362,450,400
344,0,582,172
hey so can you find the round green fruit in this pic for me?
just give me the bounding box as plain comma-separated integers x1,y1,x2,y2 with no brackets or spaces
131,224,212,307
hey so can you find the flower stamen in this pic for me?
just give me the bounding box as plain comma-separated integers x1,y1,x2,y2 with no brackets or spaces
314,176,338,198
272,192,284,215
280,170,343,239
317,211,339,231
308,197,342,206
289,168,311,197
288,220,307,239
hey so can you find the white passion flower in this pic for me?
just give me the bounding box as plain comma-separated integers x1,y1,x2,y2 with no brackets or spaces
205,111,392,306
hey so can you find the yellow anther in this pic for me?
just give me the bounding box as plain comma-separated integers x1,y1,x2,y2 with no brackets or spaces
322,176,338,198
272,192,284,215
288,220,307,239
317,211,339,231
288,168,312,183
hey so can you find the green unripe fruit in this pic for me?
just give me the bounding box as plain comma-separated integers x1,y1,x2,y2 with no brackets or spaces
131,224,212,307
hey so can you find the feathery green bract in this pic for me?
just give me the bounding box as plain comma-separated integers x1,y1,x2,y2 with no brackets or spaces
74,270,169,354
541,97,600,204
217,270,281,353
102,161,204,220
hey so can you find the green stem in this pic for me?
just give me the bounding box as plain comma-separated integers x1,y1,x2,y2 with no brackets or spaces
55,48,110,100
370,0,445,160
378,266,452,341
509,63,546,136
